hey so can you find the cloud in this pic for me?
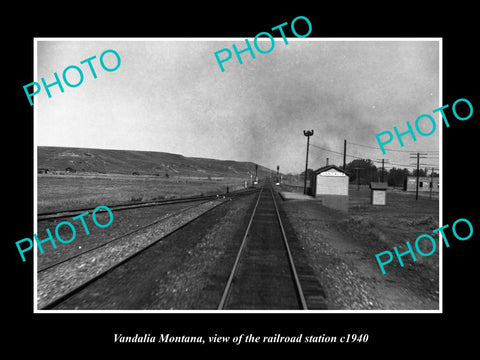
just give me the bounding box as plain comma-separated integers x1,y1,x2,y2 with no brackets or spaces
37,39,440,173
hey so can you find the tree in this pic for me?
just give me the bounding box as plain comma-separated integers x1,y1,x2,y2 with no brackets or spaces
387,167,410,187
345,159,378,185
412,168,427,177
300,168,315,181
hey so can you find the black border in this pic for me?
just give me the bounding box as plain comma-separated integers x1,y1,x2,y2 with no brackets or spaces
6,5,478,354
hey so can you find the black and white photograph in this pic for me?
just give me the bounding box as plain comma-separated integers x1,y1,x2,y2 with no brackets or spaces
33,38,441,312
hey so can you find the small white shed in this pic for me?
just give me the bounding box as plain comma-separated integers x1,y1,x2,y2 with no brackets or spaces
311,165,350,197
370,182,388,205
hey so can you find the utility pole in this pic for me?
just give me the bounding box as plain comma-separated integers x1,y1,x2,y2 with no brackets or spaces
343,139,347,170
376,159,389,182
429,167,437,200
326,157,329,166
303,130,314,195
276,165,280,184
409,152,427,200
381,159,384,182
354,167,362,191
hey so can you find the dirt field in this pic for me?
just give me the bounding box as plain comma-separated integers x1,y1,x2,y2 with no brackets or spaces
37,173,248,213
279,185,440,310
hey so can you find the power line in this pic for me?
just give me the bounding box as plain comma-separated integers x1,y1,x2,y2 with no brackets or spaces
309,142,436,170
310,143,375,161
309,143,344,156
310,143,377,165
311,143,405,165
383,162,418,168
348,140,439,153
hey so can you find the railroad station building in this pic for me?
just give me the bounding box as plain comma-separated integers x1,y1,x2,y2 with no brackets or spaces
310,165,350,211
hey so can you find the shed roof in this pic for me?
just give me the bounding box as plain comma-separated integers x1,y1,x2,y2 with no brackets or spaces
370,182,388,190
312,165,350,177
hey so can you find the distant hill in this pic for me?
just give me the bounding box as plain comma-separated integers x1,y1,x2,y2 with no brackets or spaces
37,146,273,178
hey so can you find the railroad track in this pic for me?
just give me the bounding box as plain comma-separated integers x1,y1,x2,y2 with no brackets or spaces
38,180,327,311
38,187,259,221
38,188,260,310
38,188,260,272
37,198,213,273
217,181,308,310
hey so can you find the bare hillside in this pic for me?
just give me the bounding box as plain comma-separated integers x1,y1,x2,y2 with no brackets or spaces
37,146,273,178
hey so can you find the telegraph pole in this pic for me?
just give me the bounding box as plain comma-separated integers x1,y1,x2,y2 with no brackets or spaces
303,130,314,195
376,158,389,182
413,153,420,200
409,152,427,200
429,167,433,200
429,167,437,200
354,167,362,191
343,139,347,170
382,159,385,182
381,159,384,182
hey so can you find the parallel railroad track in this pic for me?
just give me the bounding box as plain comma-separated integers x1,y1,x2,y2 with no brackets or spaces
38,180,327,311
38,198,214,273
39,188,260,310
38,188,259,221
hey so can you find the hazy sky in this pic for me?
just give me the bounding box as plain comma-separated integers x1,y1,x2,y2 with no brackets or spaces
36,39,440,173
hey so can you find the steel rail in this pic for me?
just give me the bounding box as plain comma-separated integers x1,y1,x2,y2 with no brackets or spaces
37,199,213,273
217,183,308,310
39,189,260,310
38,188,259,221
217,186,264,310
269,186,308,310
